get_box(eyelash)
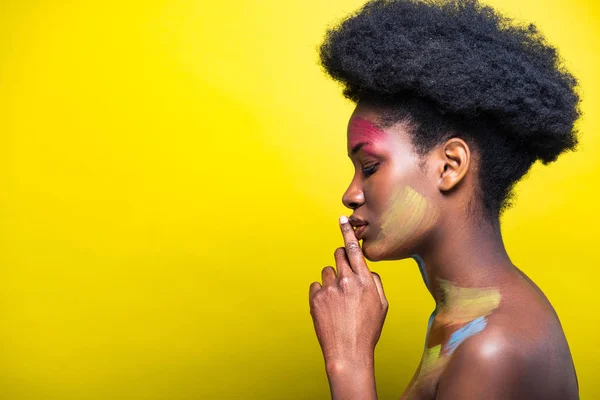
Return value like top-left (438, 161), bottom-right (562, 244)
top-left (362, 163), bottom-right (379, 178)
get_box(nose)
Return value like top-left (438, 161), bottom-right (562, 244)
top-left (342, 175), bottom-right (365, 210)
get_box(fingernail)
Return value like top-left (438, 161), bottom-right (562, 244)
top-left (339, 215), bottom-right (349, 224)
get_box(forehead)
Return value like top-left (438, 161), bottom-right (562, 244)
top-left (347, 117), bottom-right (387, 146)
top-left (347, 106), bottom-right (413, 153)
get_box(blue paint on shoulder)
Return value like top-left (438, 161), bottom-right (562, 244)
top-left (445, 316), bottom-right (487, 355)
top-left (412, 254), bottom-right (430, 290)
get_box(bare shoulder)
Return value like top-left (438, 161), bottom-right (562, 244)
top-left (437, 324), bottom-right (577, 399)
top-left (436, 288), bottom-right (579, 399)
top-left (436, 326), bottom-right (523, 397)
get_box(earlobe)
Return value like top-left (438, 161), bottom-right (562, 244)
top-left (438, 138), bottom-right (470, 192)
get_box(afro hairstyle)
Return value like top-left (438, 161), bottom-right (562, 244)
top-left (319, 0), bottom-right (581, 218)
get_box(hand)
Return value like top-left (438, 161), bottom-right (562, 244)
top-left (309, 216), bottom-right (389, 371)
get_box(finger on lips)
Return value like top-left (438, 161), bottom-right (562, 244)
top-left (339, 215), bottom-right (371, 277)
top-left (310, 216), bottom-right (376, 301)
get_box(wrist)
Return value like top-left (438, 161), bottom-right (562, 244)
top-left (325, 357), bottom-right (378, 400)
top-left (325, 355), bottom-right (375, 377)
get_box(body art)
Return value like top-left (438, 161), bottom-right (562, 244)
top-left (348, 117), bottom-right (387, 153)
top-left (407, 276), bottom-right (502, 397)
top-left (373, 186), bottom-right (439, 252)
top-left (445, 315), bottom-right (487, 355)
top-left (413, 253), bottom-right (431, 291)
top-left (436, 279), bottom-right (501, 325)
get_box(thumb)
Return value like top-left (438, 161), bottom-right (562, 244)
top-left (371, 272), bottom-right (388, 307)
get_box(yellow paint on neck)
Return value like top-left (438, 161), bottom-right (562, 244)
top-left (406, 344), bottom-right (449, 397)
top-left (436, 278), bottom-right (501, 325)
top-left (407, 280), bottom-right (501, 396)
top-left (420, 344), bottom-right (441, 375)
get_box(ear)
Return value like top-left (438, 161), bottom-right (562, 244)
top-left (437, 138), bottom-right (471, 192)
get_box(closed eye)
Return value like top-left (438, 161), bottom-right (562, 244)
top-left (362, 163), bottom-right (379, 178)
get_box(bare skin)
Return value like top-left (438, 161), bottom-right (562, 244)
top-left (308, 102), bottom-right (579, 399)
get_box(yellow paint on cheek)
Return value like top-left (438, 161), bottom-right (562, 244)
top-left (374, 185), bottom-right (439, 250)
top-left (436, 279), bottom-right (501, 325)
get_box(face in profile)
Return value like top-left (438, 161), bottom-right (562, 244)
top-left (343, 103), bottom-right (440, 261)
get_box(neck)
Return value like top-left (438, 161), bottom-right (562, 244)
top-left (412, 215), bottom-right (517, 309)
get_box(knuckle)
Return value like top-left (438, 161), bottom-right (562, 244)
top-left (338, 275), bottom-right (354, 289)
top-left (334, 247), bottom-right (346, 257)
top-left (310, 290), bottom-right (324, 304)
top-left (381, 302), bottom-right (389, 313)
top-left (346, 241), bottom-right (360, 252)
top-left (320, 285), bottom-right (339, 299)
top-left (358, 275), bottom-right (373, 287)
top-left (323, 284), bottom-right (338, 294)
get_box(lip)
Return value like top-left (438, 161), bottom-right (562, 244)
top-left (349, 215), bottom-right (368, 240)
top-left (349, 215), bottom-right (367, 227)
top-left (354, 224), bottom-right (368, 240)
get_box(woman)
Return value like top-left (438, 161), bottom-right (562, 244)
top-left (308, 0), bottom-right (580, 399)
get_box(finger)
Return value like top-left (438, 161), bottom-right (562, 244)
top-left (339, 215), bottom-right (370, 277)
top-left (371, 272), bottom-right (388, 305)
top-left (334, 247), bottom-right (353, 276)
top-left (309, 281), bottom-right (321, 302)
top-left (333, 246), bottom-right (352, 276)
top-left (321, 266), bottom-right (337, 286)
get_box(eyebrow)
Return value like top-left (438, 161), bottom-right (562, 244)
top-left (350, 141), bottom-right (369, 155)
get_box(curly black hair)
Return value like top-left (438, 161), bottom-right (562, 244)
top-left (319, 0), bottom-right (581, 218)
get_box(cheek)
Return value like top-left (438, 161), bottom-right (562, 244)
top-left (373, 185), bottom-right (439, 246)
top-left (363, 173), bottom-right (397, 214)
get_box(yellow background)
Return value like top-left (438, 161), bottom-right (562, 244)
top-left (0, 0), bottom-right (597, 398)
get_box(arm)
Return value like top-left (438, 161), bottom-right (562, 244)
top-left (308, 216), bottom-right (388, 400)
top-left (436, 329), bottom-right (527, 400)
top-left (326, 358), bottom-right (377, 400)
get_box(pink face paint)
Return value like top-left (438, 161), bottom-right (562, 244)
top-left (347, 117), bottom-right (388, 155)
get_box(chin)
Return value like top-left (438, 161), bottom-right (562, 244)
top-left (362, 245), bottom-right (385, 262)
top-left (362, 240), bottom-right (394, 262)
top-left (362, 238), bottom-right (417, 262)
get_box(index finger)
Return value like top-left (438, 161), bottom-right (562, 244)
top-left (339, 215), bottom-right (371, 277)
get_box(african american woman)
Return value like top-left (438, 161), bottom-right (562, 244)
top-left (308, 0), bottom-right (580, 399)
